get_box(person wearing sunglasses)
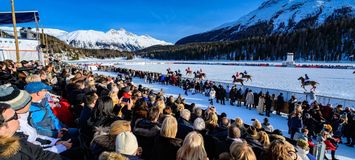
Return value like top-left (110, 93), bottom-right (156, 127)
top-left (0, 103), bottom-right (61, 159)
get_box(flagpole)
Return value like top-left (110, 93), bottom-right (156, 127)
top-left (10, 0), bottom-right (20, 62)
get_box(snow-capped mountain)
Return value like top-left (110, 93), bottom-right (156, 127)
top-left (58, 29), bottom-right (172, 51)
top-left (0, 26), bottom-right (171, 51)
top-left (176, 0), bottom-right (355, 44)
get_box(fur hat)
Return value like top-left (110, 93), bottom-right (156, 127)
top-left (0, 84), bottom-right (32, 111)
top-left (193, 118), bottom-right (206, 131)
top-left (115, 132), bottom-right (138, 155)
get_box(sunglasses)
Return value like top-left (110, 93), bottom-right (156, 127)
top-left (5, 112), bottom-right (18, 123)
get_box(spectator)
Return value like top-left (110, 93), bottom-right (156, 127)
top-left (152, 116), bottom-right (182, 160)
top-left (0, 103), bottom-right (61, 159)
top-left (24, 82), bottom-right (64, 138)
top-left (115, 132), bottom-right (141, 160)
top-left (245, 90), bottom-right (254, 110)
top-left (265, 139), bottom-right (299, 160)
top-left (91, 120), bottom-right (131, 159)
top-left (229, 141), bottom-right (256, 160)
top-left (176, 109), bottom-right (194, 139)
top-left (262, 118), bottom-right (274, 132)
top-left (176, 131), bottom-right (208, 160)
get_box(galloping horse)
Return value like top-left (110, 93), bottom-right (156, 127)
top-left (239, 73), bottom-right (252, 82)
top-left (193, 71), bottom-right (206, 80)
top-left (298, 77), bottom-right (319, 91)
top-left (232, 75), bottom-right (244, 85)
top-left (185, 68), bottom-right (192, 76)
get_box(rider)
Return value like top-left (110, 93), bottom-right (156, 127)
top-left (236, 72), bottom-right (239, 77)
top-left (244, 70), bottom-right (247, 75)
top-left (304, 74), bottom-right (310, 83)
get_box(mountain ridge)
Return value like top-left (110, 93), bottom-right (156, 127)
top-left (176, 0), bottom-right (355, 44)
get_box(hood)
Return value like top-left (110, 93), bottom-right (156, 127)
top-left (134, 119), bottom-right (160, 137)
top-left (92, 135), bottom-right (115, 151)
top-left (0, 136), bottom-right (21, 158)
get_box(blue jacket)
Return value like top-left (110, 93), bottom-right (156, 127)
top-left (29, 99), bottom-right (62, 138)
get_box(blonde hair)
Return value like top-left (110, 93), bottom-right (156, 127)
top-left (160, 116), bottom-right (178, 138)
top-left (235, 117), bottom-right (244, 128)
top-left (25, 74), bottom-right (41, 83)
top-left (99, 151), bottom-right (127, 160)
top-left (109, 120), bottom-right (131, 136)
top-left (229, 141), bottom-right (256, 160)
top-left (252, 119), bottom-right (262, 130)
top-left (156, 101), bottom-right (166, 114)
top-left (177, 104), bottom-right (185, 112)
top-left (177, 131), bottom-right (208, 160)
top-left (259, 131), bottom-right (270, 148)
top-left (206, 112), bottom-right (218, 127)
top-left (267, 140), bottom-right (296, 160)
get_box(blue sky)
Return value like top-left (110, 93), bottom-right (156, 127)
top-left (1, 0), bottom-right (264, 43)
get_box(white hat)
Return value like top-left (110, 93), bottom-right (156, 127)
top-left (115, 132), bottom-right (138, 155)
top-left (193, 118), bottom-right (206, 131)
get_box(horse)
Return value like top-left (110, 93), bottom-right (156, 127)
top-left (193, 71), bottom-right (205, 80)
top-left (298, 77), bottom-right (319, 91)
top-left (232, 75), bottom-right (244, 85)
top-left (239, 73), bottom-right (252, 82)
top-left (185, 68), bottom-right (192, 76)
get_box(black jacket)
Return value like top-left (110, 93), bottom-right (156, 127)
top-left (176, 118), bottom-right (194, 139)
top-left (152, 135), bottom-right (182, 160)
top-left (0, 136), bottom-right (61, 160)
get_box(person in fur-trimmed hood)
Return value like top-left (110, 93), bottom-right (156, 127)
top-left (0, 103), bottom-right (61, 160)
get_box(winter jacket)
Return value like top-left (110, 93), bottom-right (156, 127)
top-left (257, 97), bottom-right (265, 114)
top-left (134, 119), bottom-right (161, 160)
top-left (289, 115), bottom-right (303, 131)
top-left (0, 136), bottom-right (61, 160)
top-left (209, 90), bottom-right (216, 100)
top-left (17, 112), bottom-right (66, 153)
top-left (246, 92), bottom-right (254, 105)
top-left (295, 146), bottom-right (311, 160)
top-left (52, 98), bottom-right (75, 127)
top-left (176, 118), bottom-right (194, 139)
top-left (152, 135), bottom-right (182, 160)
top-left (123, 155), bottom-right (142, 160)
top-left (29, 99), bottom-right (62, 138)
top-left (90, 134), bottom-right (116, 160)
top-left (262, 123), bottom-right (274, 132)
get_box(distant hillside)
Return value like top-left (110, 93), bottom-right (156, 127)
top-left (137, 16), bottom-right (355, 61)
top-left (176, 0), bottom-right (355, 44)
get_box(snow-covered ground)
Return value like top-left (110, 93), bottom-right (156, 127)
top-left (70, 58), bottom-right (355, 105)
top-left (94, 70), bottom-right (355, 160)
top-left (114, 62), bottom-right (355, 101)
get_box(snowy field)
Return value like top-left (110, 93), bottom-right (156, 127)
top-left (94, 70), bottom-right (355, 160)
top-left (70, 58), bottom-right (355, 105)
top-left (115, 62), bottom-right (355, 100)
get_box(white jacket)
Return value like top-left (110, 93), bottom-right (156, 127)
top-left (209, 90), bottom-right (216, 99)
top-left (246, 92), bottom-right (254, 105)
top-left (17, 112), bottom-right (67, 153)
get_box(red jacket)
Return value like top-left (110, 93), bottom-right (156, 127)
top-left (51, 98), bottom-right (75, 127)
top-left (324, 140), bottom-right (337, 151)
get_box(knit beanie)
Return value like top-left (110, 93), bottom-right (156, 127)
top-left (0, 84), bottom-right (32, 111)
top-left (115, 132), bottom-right (138, 155)
top-left (193, 118), bottom-right (206, 131)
